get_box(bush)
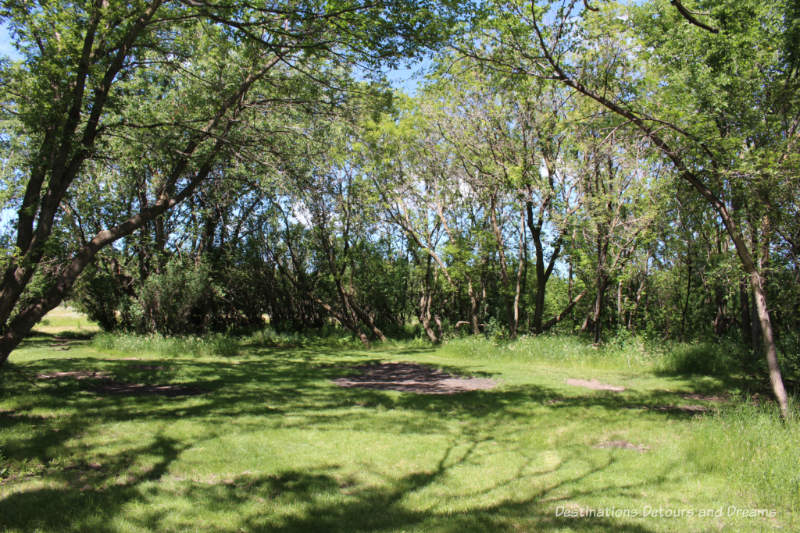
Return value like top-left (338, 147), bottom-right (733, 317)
top-left (134, 259), bottom-right (217, 334)
top-left (483, 317), bottom-right (509, 343)
top-left (244, 325), bottom-right (368, 349)
top-left (657, 340), bottom-right (744, 376)
top-left (71, 262), bottom-right (128, 331)
top-left (74, 256), bottom-right (263, 335)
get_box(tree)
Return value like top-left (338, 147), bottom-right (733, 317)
top-left (0, 0), bottom-right (458, 366)
top-left (568, 108), bottom-right (661, 343)
top-left (522, 0), bottom-right (799, 415)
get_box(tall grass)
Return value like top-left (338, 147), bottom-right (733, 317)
top-left (687, 402), bottom-right (800, 513)
top-left (244, 325), bottom-right (366, 349)
top-left (92, 332), bottom-right (239, 357)
top-left (438, 334), bottom-right (659, 370)
top-left (655, 339), bottom-right (747, 376)
top-left (92, 326), bottom-right (401, 359)
top-left (436, 333), bottom-right (762, 377)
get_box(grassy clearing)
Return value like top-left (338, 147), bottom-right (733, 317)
top-left (0, 320), bottom-right (797, 531)
top-left (31, 305), bottom-right (101, 336)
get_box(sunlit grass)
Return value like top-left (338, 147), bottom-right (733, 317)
top-left (92, 332), bottom-right (240, 358)
top-left (0, 323), bottom-right (797, 532)
top-left (32, 305), bottom-right (101, 336)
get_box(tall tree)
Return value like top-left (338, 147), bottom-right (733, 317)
top-left (521, 0), bottom-right (799, 415)
top-left (0, 0), bottom-right (458, 366)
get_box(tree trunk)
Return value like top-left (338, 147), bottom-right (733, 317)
top-left (541, 288), bottom-right (588, 332)
top-left (739, 278), bottom-right (753, 349)
top-left (713, 286), bottom-right (727, 336)
top-left (532, 271), bottom-right (547, 334)
top-left (511, 212), bottom-right (526, 338)
top-left (750, 271), bottom-right (790, 418)
top-left (628, 275), bottom-right (646, 331)
top-left (628, 252), bottom-right (649, 331)
top-left (527, 200), bottom-right (561, 334)
top-left (420, 299), bottom-right (438, 343)
top-left (489, 196), bottom-right (515, 331)
top-left (592, 276), bottom-right (608, 344)
top-left (418, 257), bottom-right (440, 343)
top-left (357, 306), bottom-right (387, 343)
top-left (468, 280), bottom-right (480, 335)
top-left (0, 276), bottom-right (83, 364)
top-left (568, 263), bottom-right (573, 301)
top-left (680, 260), bottom-right (692, 341)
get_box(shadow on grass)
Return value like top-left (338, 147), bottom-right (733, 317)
top-left (0, 428), bottom-right (663, 532)
top-left (652, 342), bottom-right (782, 397)
top-left (0, 341), bottom-right (726, 531)
top-left (1, 342), bottom-right (727, 458)
top-left (0, 434), bottom-right (190, 532)
top-left (192, 446), bottom-right (661, 532)
top-left (26, 330), bottom-right (98, 341)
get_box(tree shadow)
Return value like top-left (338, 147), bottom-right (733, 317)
top-left (0, 434), bottom-right (188, 532)
top-left (1, 342), bottom-right (731, 466)
top-left (0, 426), bottom-right (666, 532)
top-left (0, 341), bottom-right (748, 531)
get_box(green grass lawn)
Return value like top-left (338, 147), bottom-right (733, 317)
top-left (0, 324), bottom-right (797, 531)
top-left (30, 305), bottom-right (101, 336)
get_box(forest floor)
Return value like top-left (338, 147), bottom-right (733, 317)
top-left (0, 315), bottom-right (796, 531)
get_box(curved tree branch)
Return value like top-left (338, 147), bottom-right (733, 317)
top-left (670, 0), bottom-right (718, 34)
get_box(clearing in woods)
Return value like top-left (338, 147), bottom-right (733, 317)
top-left (0, 312), bottom-right (794, 532)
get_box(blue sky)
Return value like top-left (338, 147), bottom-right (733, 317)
top-left (383, 59), bottom-right (429, 95)
top-left (0, 22), bottom-right (19, 60)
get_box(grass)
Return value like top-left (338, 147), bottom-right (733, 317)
top-left (92, 332), bottom-right (240, 358)
top-left (31, 305), bottom-right (101, 336)
top-left (685, 402), bottom-right (800, 512)
top-left (0, 314), bottom-right (797, 531)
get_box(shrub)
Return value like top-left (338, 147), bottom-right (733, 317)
top-left (74, 256), bottom-right (262, 335)
top-left (657, 340), bottom-right (744, 376)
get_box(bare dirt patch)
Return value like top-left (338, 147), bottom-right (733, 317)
top-left (649, 404), bottom-right (710, 414)
top-left (681, 393), bottom-right (728, 402)
top-left (37, 370), bottom-right (109, 380)
top-left (36, 370), bottom-right (204, 396)
top-left (90, 381), bottom-right (205, 396)
top-left (333, 362), bottom-right (497, 395)
top-left (593, 440), bottom-right (650, 453)
top-left (566, 378), bottom-right (625, 392)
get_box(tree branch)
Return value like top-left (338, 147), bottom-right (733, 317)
top-left (670, 0), bottom-right (719, 34)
